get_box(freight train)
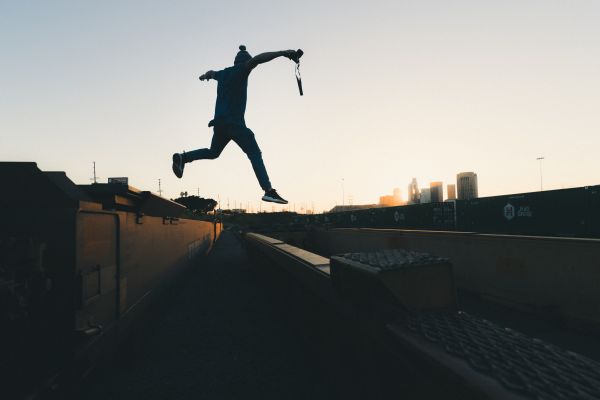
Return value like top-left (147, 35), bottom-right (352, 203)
top-left (0, 162), bottom-right (222, 399)
top-left (301, 185), bottom-right (600, 238)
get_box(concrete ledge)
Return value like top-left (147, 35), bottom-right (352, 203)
top-left (245, 233), bottom-right (332, 299)
top-left (331, 249), bottom-right (457, 312)
top-left (244, 231), bottom-right (600, 400)
top-left (312, 228), bottom-right (600, 328)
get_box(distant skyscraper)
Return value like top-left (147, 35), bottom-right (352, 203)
top-left (408, 178), bottom-right (420, 204)
top-left (393, 187), bottom-right (401, 201)
top-left (457, 172), bottom-right (478, 200)
top-left (430, 181), bottom-right (443, 203)
top-left (420, 188), bottom-right (431, 204)
top-left (447, 184), bottom-right (456, 200)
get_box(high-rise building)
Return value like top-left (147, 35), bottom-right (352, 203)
top-left (408, 178), bottom-right (420, 204)
top-left (447, 184), bottom-right (456, 200)
top-left (457, 172), bottom-right (478, 200)
top-left (420, 188), bottom-right (431, 204)
top-left (430, 181), bottom-right (443, 203)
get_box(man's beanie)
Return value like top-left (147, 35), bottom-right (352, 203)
top-left (234, 45), bottom-right (252, 65)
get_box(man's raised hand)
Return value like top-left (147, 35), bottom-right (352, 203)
top-left (282, 50), bottom-right (296, 60)
top-left (283, 49), bottom-right (303, 63)
top-left (199, 70), bottom-right (215, 81)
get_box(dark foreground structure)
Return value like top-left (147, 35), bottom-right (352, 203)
top-left (0, 163), bottom-right (221, 399)
top-left (3, 162), bottom-right (600, 399)
top-left (84, 227), bottom-right (600, 400)
top-left (242, 230), bottom-right (600, 400)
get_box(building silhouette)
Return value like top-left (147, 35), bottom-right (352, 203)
top-left (407, 178), bottom-right (420, 204)
top-left (420, 188), bottom-right (431, 204)
top-left (379, 187), bottom-right (402, 207)
top-left (447, 184), bottom-right (456, 200)
top-left (430, 181), bottom-right (443, 203)
top-left (329, 204), bottom-right (377, 213)
top-left (457, 172), bottom-right (478, 200)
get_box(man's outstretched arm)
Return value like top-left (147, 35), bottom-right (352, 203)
top-left (246, 50), bottom-right (296, 70)
top-left (199, 70), bottom-right (217, 81)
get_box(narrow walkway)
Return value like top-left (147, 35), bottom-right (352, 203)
top-left (84, 230), bottom-right (329, 400)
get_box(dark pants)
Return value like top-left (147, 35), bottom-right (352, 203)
top-left (184, 124), bottom-right (272, 192)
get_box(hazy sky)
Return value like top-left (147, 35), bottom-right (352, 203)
top-left (2, 1), bottom-right (599, 212)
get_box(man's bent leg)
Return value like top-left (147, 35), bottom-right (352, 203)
top-left (232, 127), bottom-right (272, 192)
top-left (184, 126), bottom-right (230, 162)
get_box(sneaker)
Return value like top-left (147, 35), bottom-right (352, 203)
top-left (262, 189), bottom-right (288, 204)
top-left (172, 153), bottom-right (184, 178)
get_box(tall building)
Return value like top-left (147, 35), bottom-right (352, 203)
top-left (457, 172), bottom-right (478, 200)
top-left (407, 178), bottom-right (420, 204)
top-left (430, 181), bottom-right (443, 203)
top-left (447, 184), bottom-right (456, 200)
top-left (420, 188), bottom-right (431, 204)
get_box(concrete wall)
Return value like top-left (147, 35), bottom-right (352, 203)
top-left (311, 228), bottom-right (600, 328)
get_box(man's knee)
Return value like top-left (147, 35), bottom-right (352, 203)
top-left (241, 138), bottom-right (262, 159)
top-left (207, 149), bottom-right (222, 159)
top-left (245, 147), bottom-right (262, 160)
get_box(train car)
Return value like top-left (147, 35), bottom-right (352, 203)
top-left (0, 162), bottom-right (222, 398)
top-left (374, 202), bottom-right (455, 230)
top-left (306, 186), bottom-right (599, 238)
top-left (315, 202), bottom-right (456, 231)
top-left (455, 186), bottom-right (600, 237)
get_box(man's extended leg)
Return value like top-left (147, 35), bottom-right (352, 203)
top-left (232, 126), bottom-right (288, 204)
top-left (231, 126), bottom-right (272, 191)
top-left (172, 127), bottom-right (230, 178)
top-left (185, 127), bottom-right (230, 162)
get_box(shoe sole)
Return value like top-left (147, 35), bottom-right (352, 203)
top-left (172, 154), bottom-right (184, 178)
top-left (262, 195), bottom-right (288, 204)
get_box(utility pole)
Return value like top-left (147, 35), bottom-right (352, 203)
top-left (90, 161), bottom-right (98, 184)
top-left (158, 179), bottom-right (163, 197)
top-left (536, 157), bottom-right (545, 191)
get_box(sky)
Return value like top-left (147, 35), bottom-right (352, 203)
top-left (1, 0), bottom-right (599, 212)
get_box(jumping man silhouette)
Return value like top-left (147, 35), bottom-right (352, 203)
top-left (172, 45), bottom-right (299, 204)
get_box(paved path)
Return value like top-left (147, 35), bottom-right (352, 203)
top-left (84, 230), bottom-right (330, 400)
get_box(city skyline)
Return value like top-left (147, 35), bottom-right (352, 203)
top-left (2, 1), bottom-right (600, 212)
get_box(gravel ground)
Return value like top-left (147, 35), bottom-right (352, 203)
top-left (83, 230), bottom-right (330, 400)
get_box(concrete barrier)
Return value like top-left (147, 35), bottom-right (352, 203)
top-left (245, 231), bottom-right (600, 400)
top-left (310, 228), bottom-right (600, 328)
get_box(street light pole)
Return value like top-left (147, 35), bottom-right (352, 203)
top-left (536, 157), bottom-right (545, 191)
